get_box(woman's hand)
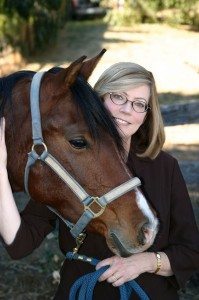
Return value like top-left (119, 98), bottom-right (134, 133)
top-left (96, 252), bottom-right (156, 287)
top-left (0, 118), bottom-right (7, 168)
top-left (0, 117), bottom-right (21, 245)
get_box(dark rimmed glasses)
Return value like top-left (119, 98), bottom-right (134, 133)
top-left (109, 92), bottom-right (151, 113)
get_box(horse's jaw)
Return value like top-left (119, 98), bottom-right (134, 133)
top-left (106, 227), bottom-right (158, 257)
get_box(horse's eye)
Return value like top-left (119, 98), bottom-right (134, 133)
top-left (69, 138), bottom-right (88, 149)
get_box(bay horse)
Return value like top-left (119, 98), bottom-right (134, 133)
top-left (0, 50), bottom-right (158, 257)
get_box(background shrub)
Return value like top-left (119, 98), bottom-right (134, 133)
top-left (0, 0), bottom-right (69, 56)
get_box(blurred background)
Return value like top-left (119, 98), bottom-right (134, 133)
top-left (0, 0), bottom-right (199, 299)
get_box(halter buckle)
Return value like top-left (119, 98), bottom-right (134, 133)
top-left (84, 196), bottom-right (105, 218)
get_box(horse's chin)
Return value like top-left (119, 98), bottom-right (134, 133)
top-left (106, 231), bottom-right (155, 257)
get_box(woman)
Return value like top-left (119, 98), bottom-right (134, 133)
top-left (0, 62), bottom-right (199, 300)
top-left (93, 62), bottom-right (199, 298)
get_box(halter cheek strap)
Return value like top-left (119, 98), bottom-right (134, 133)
top-left (24, 71), bottom-right (141, 238)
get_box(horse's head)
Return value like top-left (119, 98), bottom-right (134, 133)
top-left (2, 50), bottom-right (158, 256)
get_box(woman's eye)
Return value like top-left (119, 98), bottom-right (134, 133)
top-left (113, 93), bottom-right (124, 100)
top-left (134, 101), bottom-right (145, 108)
top-left (69, 139), bottom-right (88, 149)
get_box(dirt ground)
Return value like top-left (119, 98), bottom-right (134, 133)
top-left (19, 22), bottom-right (199, 95)
top-left (0, 20), bottom-right (199, 299)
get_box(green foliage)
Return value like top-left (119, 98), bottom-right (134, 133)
top-left (0, 0), bottom-right (69, 55)
top-left (191, 2), bottom-right (199, 28)
top-left (154, 0), bottom-right (199, 28)
top-left (40, 0), bottom-right (63, 11)
top-left (33, 10), bottom-right (60, 50)
top-left (2, 0), bottom-right (34, 19)
top-left (104, 0), bottom-right (157, 26)
top-left (133, 0), bottom-right (157, 23)
top-left (0, 14), bottom-right (6, 51)
top-left (0, 12), bottom-right (24, 48)
top-left (104, 5), bottom-right (141, 26)
top-left (133, 0), bottom-right (199, 25)
top-left (140, 0), bottom-right (198, 10)
top-left (103, 0), bottom-right (199, 29)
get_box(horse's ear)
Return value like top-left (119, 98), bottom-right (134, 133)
top-left (80, 49), bottom-right (106, 80)
top-left (53, 55), bottom-right (87, 87)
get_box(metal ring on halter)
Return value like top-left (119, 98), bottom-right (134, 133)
top-left (31, 142), bottom-right (48, 154)
top-left (84, 196), bottom-right (105, 218)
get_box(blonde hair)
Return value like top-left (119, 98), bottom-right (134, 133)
top-left (94, 62), bottom-right (165, 159)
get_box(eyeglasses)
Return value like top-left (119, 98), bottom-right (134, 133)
top-left (109, 92), bottom-right (151, 113)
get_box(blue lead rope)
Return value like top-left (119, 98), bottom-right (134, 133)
top-left (66, 252), bottom-right (150, 300)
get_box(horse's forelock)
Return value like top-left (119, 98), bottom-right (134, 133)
top-left (71, 76), bottom-right (124, 154)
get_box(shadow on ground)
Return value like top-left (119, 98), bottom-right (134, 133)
top-left (26, 21), bottom-right (109, 69)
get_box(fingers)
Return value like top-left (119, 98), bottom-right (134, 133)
top-left (107, 273), bottom-right (122, 284)
top-left (0, 117), bottom-right (5, 140)
top-left (112, 277), bottom-right (124, 287)
top-left (97, 259), bottom-right (116, 282)
top-left (98, 267), bottom-right (124, 287)
top-left (96, 256), bottom-right (123, 283)
top-left (99, 269), bottom-right (122, 285)
top-left (98, 268), bottom-right (116, 282)
top-left (0, 117), bottom-right (7, 167)
top-left (96, 257), bottom-right (115, 270)
top-left (96, 255), bottom-right (142, 287)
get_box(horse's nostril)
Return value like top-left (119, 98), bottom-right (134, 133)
top-left (137, 222), bottom-right (149, 246)
top-left (137, 229), bottom-right (145, 246)
top-left (142, 224), bottom-right (149, 234)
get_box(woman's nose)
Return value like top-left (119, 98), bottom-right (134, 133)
top-left (120, 101), bottom-right (132, 114)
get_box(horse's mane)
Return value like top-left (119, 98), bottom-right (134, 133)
top-left (0, 68), bottom-right (124, 154)
top-left (0, 70), bottom-right (34, 118)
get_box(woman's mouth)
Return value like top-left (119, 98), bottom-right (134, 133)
top-left (114, 117), bottom-right (130, 125)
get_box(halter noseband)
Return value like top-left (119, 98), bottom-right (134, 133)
top-left (24, 71), bottom-right (141, 239)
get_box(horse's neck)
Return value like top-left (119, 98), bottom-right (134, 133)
top-left (6, 139), bottom-right (25, 192)
top-left (5, 102), bottom-right (30, 193)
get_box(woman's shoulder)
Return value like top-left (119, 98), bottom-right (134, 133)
top-left (133, 150), bottom-right (177, 165)
top-left (129, 150), bottom-right (178, 176)
top-left (135, 151), bottom-right (180, 177)
top-left (150, 151), bottom-right (179, 173)
top-left (128, 151), bottom-right (185, 185)
top-left (155, 150), bottom-right (177, 164)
